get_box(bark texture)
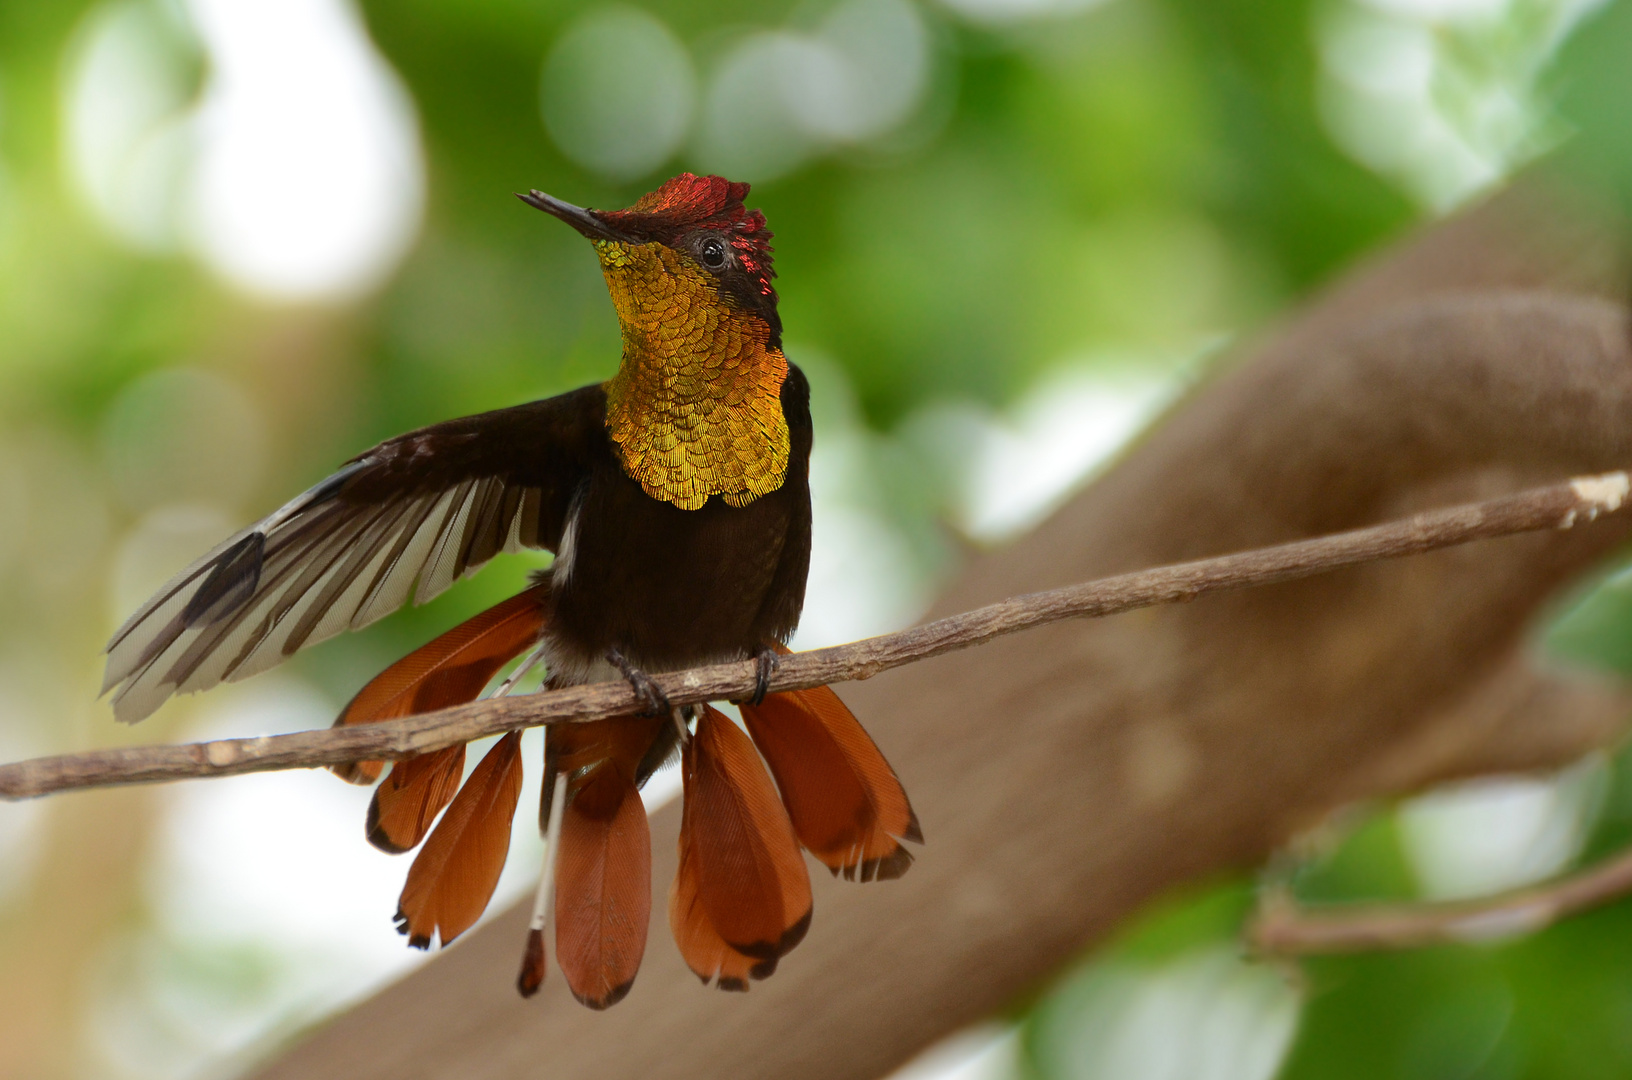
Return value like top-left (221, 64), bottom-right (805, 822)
top-left (253, 177), bottom-right (1632, 1080)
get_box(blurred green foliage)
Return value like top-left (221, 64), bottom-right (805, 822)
top-left (2, 0), bottom-right (1632, 1076)
top-left (1275, 744), bottom-right (1632, 1080)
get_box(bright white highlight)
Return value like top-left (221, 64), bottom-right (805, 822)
top-left (63, 1), bottom-right (198, 251)
top-left (791, 355), bottom-right (938, 650)
top-left (908, 365), bottom-right (1185, 545)
top-left (184, 0), bottom-right (424, 299)
top-left (1030, 947), bottom-right (1301, 1080)
top-left (1316, 0), bottom-right (1604, 211)
top-left (888, 1025), bottom-right (1022, 1080)
top-left (152, 684), bottom-right (422, 964)
top-left (64, 0), bottom-right (425, 301)
top-left (0, 685), bottom-right (46, 911)
top-left (79, 678), bottom-right (428, 1079)
top-left (1399, 759), bottom-right (1606, 901)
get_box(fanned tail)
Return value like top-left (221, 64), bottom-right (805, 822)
top-left (553, 757), bottom-right (652, 1009)
top-left (676, 705), bottom-right (810, 983)
top-left (331, 581), bottom-right (549, 786)
top-left (740, 683), bottom-right (921, 881)
top-left (329, 583), bottom-right (547, 856)
top-left (395, 731), bottom-right (525, 948)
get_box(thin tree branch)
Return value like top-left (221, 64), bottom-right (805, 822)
top-left (1, 471), bottom-right (1626, 802)
top-left (1249, 842), bottom-right (1632, 954)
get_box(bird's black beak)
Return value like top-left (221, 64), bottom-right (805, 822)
top-left (517, 190), bottom-right (633, 243)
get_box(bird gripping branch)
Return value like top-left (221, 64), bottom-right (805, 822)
top-left (102, 173), bottom-right (920, 1007)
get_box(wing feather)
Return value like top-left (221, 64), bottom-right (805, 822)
top-left (415, 479), bottom-right (480, 606)
top-left (352, 492), bottom-right (452, 628)
top-left (183, 506), bottom-right (367, 685)
top-left (101, 528), bottom-right (253, 694)
top-left (102, 387), bottom-right (605, 723)
top-left (283, 498), bottom-right (419, 652)
top-left (111, 507), bottom-right (360, 719)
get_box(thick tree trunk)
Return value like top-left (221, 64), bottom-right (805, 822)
top-left (253, 176), bottom-right (1632, 1080)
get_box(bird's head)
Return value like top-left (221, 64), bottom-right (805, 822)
top-left (518, 174), bottom-right (791, 510)
top-left (519, 173), bottom-right (780, 351)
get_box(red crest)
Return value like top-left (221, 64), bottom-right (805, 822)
top-left (601, 174), bottom-right (777, 303)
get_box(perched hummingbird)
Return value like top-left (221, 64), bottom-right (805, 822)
top-left (102, 174), bottom-right (920, 1007)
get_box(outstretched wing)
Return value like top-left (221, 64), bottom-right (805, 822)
top-left (103, 384), bottom-right (607, 723)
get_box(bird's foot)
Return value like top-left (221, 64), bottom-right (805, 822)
top-left (748, 645), bottom-right (779, 707)
top-left (607, 646), bottom-right (670, 716)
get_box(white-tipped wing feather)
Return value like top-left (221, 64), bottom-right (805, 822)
top-left (102, 387), bottom-right (607, 723)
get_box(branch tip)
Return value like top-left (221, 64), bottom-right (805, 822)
top-left (1569, 470), bottom-right (1630, 520)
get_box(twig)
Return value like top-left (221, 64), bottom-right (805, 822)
top-left (1, 471), bottom-right (1626, 801)
top-left (1249, 842), bottom-right (1632, 954)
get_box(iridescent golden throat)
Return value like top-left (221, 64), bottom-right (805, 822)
top-left (595, 240), bottom-right (790, 512)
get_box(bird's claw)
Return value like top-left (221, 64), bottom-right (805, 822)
top-left (749, 645), bottom-right (779, 707)
top-left (607, 646), bottom-right (670, 716)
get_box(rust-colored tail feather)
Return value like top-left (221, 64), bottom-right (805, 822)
top-left (554, 760), bottom-right (651, 1009)
top-left (330, 583), bottom-right (549, 786)
top-left (684, 705), bottom-right (811, 965)
top-left (669, 803), bottom-right (772, 991)
top-left (740, 685), bottom-right (920, 881)
top-left (395, 731), bottom-right (525, 948)
top-left (367, 745), bottom-right (466, 853)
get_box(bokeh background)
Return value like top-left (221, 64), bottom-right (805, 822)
top-left (2, 0), bottom-right (1632, 1076)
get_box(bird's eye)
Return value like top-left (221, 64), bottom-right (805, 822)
top-left (698, 237), bottom-right (727, 269)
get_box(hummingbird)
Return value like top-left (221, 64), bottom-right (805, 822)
top-left (102, 173), bottom-right (920, 1008)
